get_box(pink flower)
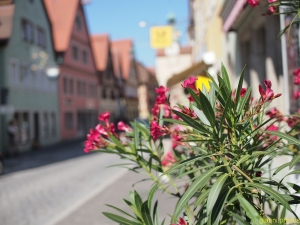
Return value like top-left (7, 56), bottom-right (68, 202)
top-left (268, 6), bottom-right (276, 14)
top-left (161, 151), bottom-right (176, 167)
top-left (150, 120), bottom-right (170, 141)
top-left (155, 86), bottom-right (169, 96)
top-left (259, 79), bottom-right (282, 102)
top-left (95, 124), bottom-right (108, 137)
top-left (151, 104), bottom-right (160, 118)
top-left (109, 123), bottom-right (115, 133)
top-left (172, 131), bottom-right (183, 149)
top-left (98, 111), bottom-right (110, 123)
top-left (294, 76), bottom-right (300, 85)
top-left (248, 0), bottom-right (259, 7)
top-left (293, 91), bottom-right (300, 100)
top-left (293, 68), bottom-right (300, 76)
top-left (172, 217), bottom-right (188, 225)
top-left (187, 94), bottom-right (195, 102)
top-left (155, 95), bottom-right (167, 104)
top-left (84, 129), bottom-right (107, 153)
top-left (267, 124), bottom-right (278, 131)
top-left (181, 76), bottom-right (198, 90)
top-left (266, 107), bottom-right (283, 121)
top-left (164, 105), bottom-right (171, 118)
top-left (240, 88), bottom-right (247, 97)
top-left (117, 121), bottom-right (131, 132)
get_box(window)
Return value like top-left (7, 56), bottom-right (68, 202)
top-left (69, 79), bottom-right (73, 94)
top-left (9, 59), bottom-right (19, 86)
top-left (20, 64), bottom-right (28, 83)
top-left (63, 77), bottom-right (67, 94)
top-left (50, 113), bottom-right (56, 137)
top-left (77, 80), bottom-right (81, 95)
top-left (36, 27), bottom-right (46, 48)
top-left (43, 113), bottom-right (49, 138)
top-left (75, 14), bottom-right (82, 30)
top-left (65, 112), bottom-right (74, 130)
top-left (72, 45), bottom-right (78, 60)
top-left (82, 82), bottom-right (86, 96)
top-left (82, 50), bottom-right (88, 64)
top-left (22, 19), bottom-right (34, 43)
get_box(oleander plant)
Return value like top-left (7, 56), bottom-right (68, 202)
top-left (84, 64), bottom-right (300, 225)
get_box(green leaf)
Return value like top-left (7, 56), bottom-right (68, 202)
top-left (287, 182), bottom-right (300, 193)
top-left (198, 89), bottom-right (216, 127)
top-left (221, 63), bottom-right (231, 92)
top-left (192, 106), bottom-right (211, 126)
top-left (207, 173), bottom-right (229, 216)
top-left (273, 162), bottom-right (290, 176)
top-left (194, 189), bottom-right (210, 207)
top-left (162, 118), bottom-right (188, 126)
top-left (141, 200), bottom-right (152, 225)
top-left (102, 212), bottom-right (143, 225)
top-left (237, 87), bottom-right (252, 115)
top-left (219, 92), bottom-right (232, 136)
top-left (236, 151), bottom-right (269, 167)
top-left (153, 200), bottom-right (159, 225)
top-left (105, 204), bottom-right (137, 220)
top-left (289, 155), bottom-right (300, 169)
top-left (172, 109), bottom-right (211, 134)
top-left (236, 194), bottom-right (263, 225)
top-left (208, 81), bottom-right (216, 112)
top-left (134, 120), bottom-right (139, 151)
top-left (246, 183), bottom-right (294, 214)
top-left (187, 87), bottom-right (201, 109)
top-left (265, 131), bottom-right (300, 146)
top-left (147, 184), bottom-right (158, 210)
top-left (172, 165), bottom-right (225, 222)
top-left (109, 134), bottom-right (126, 151)
top-left (133, 190), bottom-right (143, 212)
top-left (234, 66), bottom-right (246, 112)
top-left (230, 212), bottom-right (251, 225)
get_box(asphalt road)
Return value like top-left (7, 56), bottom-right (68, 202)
top-left (0, 140), bottom-right (178, 225)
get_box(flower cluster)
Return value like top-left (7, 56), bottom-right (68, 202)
top-left (161, 151), bottom-right (177, 167)
top-left (248, 0), bottom-right (277, 14)
top-left (293, 68), bottom-right (300, 100)
top-left (259, 79), bottom-right (281, 103)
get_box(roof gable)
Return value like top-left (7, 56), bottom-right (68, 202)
top-left (44, 0), bottom-right (79, 52)
top-left (111, 39), bottom-right (133, 80)
top-left (90, 34), bottom-right (110, 71)
top-left (0, 4), bottom-right (14, 41)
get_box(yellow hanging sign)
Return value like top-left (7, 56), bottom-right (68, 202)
top-left (150, 26), bottom-right (173, 49)
top-left (196, 76), bottom-right (211, 91)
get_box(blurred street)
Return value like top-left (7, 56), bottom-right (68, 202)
top-left (0, 140), bottom-right (177, 225)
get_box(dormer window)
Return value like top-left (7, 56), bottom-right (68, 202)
top-left (75, 14), bottom-right (82, 30)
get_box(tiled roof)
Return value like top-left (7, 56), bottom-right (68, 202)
top-left (44, 0), bottom-right (79, 52)
top-left (111, 39), bottom-right (133, 80)
top-left (156, 46), bottom-right (192, 57)
top-left (90, 34), bottom-right (110, 71)
top-left (0, 4), bottom-right (14, 40)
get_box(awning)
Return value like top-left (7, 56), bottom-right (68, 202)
top-left (166, 60), bottom-right (209, 88)
top-left (223, 0), bottom-right (247, 32)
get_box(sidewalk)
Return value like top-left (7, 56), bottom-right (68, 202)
top-left (2, 138), bottom-right (86, 175)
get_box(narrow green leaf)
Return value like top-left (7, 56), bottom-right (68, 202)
top-left (230, 213), bottom-right (251, 225)
top-left (194, 189), bottom-right (210, 207)
top-left (221, 63), bottom-right (231, 92)
top-left (147, 184), bottom-right (158, 210)
top-left (205, 69), bottom-right (219, 90)
top-left (172, 165), bottom-right (225, 222)
top-left (172, 109), bottom-right (211, 134)
top-left (287, 182), bottom-right (300, 193)
top-left (208, 81), bottom-right (216, 113)
top-left (265, 131), bottom-right (300, 146)
top-left (109, 134), bottom-right (126, 150)
top-left (192, 106), bottom-right (211, 126)
top-left (236, 194), bottom-right (263, 225)
top-left (273, 162), bottom-right (290, 176)
top-left (199, 89), bottom-right (216, 127)
top-left (234, 66), bottom-right (246, 113)
top-left (219, 92), bottom-right (232, 136)
top-left (162, 118), bottom-right (188, 126)
top-left (141, 200), bottom-right (152, 225)
top-left (160, 218), bottom-right (166, 225)
top-left (102, 212), bottom-right (143, 225)
top-left (246, 183), bottom-right (294, 214)
top-left (207, 174), bottom-right (229, 216)
top-left (237, 87), bottom-right (252, 115)
top-left (289, 155), bottom-right (300, 169)
top-left (187, 87), bottom-right (201, 109)
top-left (236, 151), bottom-right (269, 167)
top-left (105, 204), bottom-right (137, 219)
top-left (134, 120), bottom-right (139, 151)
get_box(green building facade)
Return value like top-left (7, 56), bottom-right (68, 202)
top-left (0, 0), bottom-right (60, 155)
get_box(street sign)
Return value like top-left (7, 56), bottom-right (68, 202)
top-left (150, 26), bottom-right (173, 49)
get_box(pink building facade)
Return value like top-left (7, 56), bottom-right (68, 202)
top-left (45, 0), bottom-right (99, 140)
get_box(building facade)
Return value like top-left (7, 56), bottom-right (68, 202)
top-left (0, 0), bottom-right (60, 155)
top-left (44, 0), bottom-right (99, 140)
top-left (91, 34), bottom-right (121, 122)
top-left (111, 40), bottom-right (139, 122)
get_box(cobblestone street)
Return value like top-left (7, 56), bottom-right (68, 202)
top-left (0, 139), bottom-right (177, 225)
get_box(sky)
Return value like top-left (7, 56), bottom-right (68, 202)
top-left (83, 0), bottom-right (189, 68)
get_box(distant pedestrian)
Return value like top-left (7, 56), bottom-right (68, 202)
top-left (7, 120), bottom-right (18, 157)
